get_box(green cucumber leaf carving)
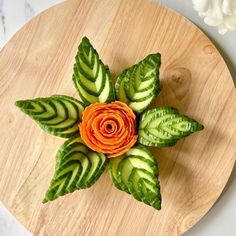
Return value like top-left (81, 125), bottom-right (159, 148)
top-left (115, 53), bottom-right (161, 113)
top-left (43, 137), bottom-right (107, 203)
top-left (108, 144), bottom-right (161, 210)
top-left (72, 37), bottom-right (115, 105)
top-left (138, 107), bottom-right (204, 147)
top-left (15, 95), bottom-right (84, 138)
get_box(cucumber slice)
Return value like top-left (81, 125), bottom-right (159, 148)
top-left (138, 107), bottom-right (204, 147)
top-left (57, 143), bottom-right (89, 168)
top-left (76, 154), bottom-right (91, 187)
top-left (72, 37), bottom-right (115, 105)
top-left (43, 137), bottom-right (108, 203)
top-left (138, 130), bottom-right (177, 147)
top-left (51, 95), bottom-right (84, 120)
top-left (126, 145), bottom-right (155, 164)
top-left (108, 144), bottom-right (161, 210)
top-left (128, 169), bottom-right (143, 201)
top-left (41, 99), bottom-right (67, 125)
top-left (15, 99), bottom-right (57, 123)
top-left (108, 156), bottom-right (124, 191)
top-left (83, 152), bottom-right (101, 187)
top-left (115, 53), bottom-right (161, 113)
top-left (81, 152), bottom-right (107, 188)
top-left (117, 159), bottom-right (133, 193)
top-left (22, 101), bottom-right (45, 114)
top-left (15, 95), bottom-right (85, 138)
top-left (139, 179), bottom-right (159, 204)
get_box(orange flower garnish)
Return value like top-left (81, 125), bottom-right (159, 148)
top-left (79, 101), bottom-right (138, 158)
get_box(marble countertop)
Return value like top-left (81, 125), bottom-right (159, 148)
top-left (0, 0), bottom-right (235, 236)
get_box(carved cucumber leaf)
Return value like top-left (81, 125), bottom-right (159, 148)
top-left (15, 95), bottom-right (84, 138)
top-left (73, 37), bottom-right (115, 105)
top-left (108, 144), bottom-right (161, 210)
top-left (43, 137), bottom-right (107, 203)
top-left (115, 54), bottom-right (161, 113)
top-left (138, 107), bottom-right (204, 147)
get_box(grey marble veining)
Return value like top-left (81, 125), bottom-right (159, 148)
top-left (25, 0), bottom-right (35, 20)
top-left (0, 0), bottom-right (64, 49)
top-left (0, 0), bottom-right (6, 46)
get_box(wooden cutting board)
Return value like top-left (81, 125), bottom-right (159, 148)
top-left (0, 0), bottom-right (235, 235)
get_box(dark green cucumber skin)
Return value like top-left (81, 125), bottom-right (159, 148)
top-left (108, 144), bottom-right (161, 210)
top-left (43, 137), bottom-right (107, 203)
top-left (138, 107), bottom-right (204, 147)
top-left (15, 95), bottom-right (85, 138)
top-left (72, 37), bottom-right (115, 106)
top-left (115, 53), bottom-right (161, 113)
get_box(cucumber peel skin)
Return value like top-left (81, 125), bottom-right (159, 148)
top-left (138, 107), bottom-right (204, 147)
top-left (43, 137), bottom-right (107, 203)
top-left (72, 37), bottom-right (115, 106)
top-left (108, 144), bottom-right (161, 210)
top-left (15, 95), bottom-right (85, 138)
top-left (115, 53), bottom-right (161, 113)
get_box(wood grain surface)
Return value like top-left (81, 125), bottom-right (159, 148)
top-left (0, 0), bottom-right (235, 235)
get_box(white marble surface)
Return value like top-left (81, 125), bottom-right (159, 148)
top-left (0, 0), bottom-right (235, 236)
top-left (0, 0), bottom-right (64, 49)
top-left (0, 203), bottom-right (31, 236)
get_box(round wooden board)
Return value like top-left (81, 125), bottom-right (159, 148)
top-left (0, 0), bottom-right (235, 235)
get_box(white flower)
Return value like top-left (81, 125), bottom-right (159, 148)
top-left (192, 0), bottom-right (236, 34)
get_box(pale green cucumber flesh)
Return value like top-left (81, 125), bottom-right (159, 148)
top-left (40, 99), bottom-right (67, 125)
top-left (72, 37), bottom-right (114, 105)
top-left (83, 152), bottom-right (107, 188)
top-left (51, 95), bottom-right (84, 120)
top-left (15, 95), bottom-right (85, 138)
top-left (138, 107), bottom-right (204, 147)
top-left (43, 137), bottom-right (108, 203)
top-left (108, 156), bottom-right (124, 191)
top-left (115, 53), bottom-right (161, 113)
top-left (108, 145), bottom-right (161, 210)
top-left (117, 159), bottom-right (132, 194)
top-left (126, 145), bottom-right (155, 164)
top-left (83, 152), bottom-right (102, 187)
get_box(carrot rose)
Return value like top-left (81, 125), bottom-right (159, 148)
top-left (79, 101), bottom-right (138, 158)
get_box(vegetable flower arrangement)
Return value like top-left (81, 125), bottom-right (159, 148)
top-left (15, 37), bottom-right (203, 210)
